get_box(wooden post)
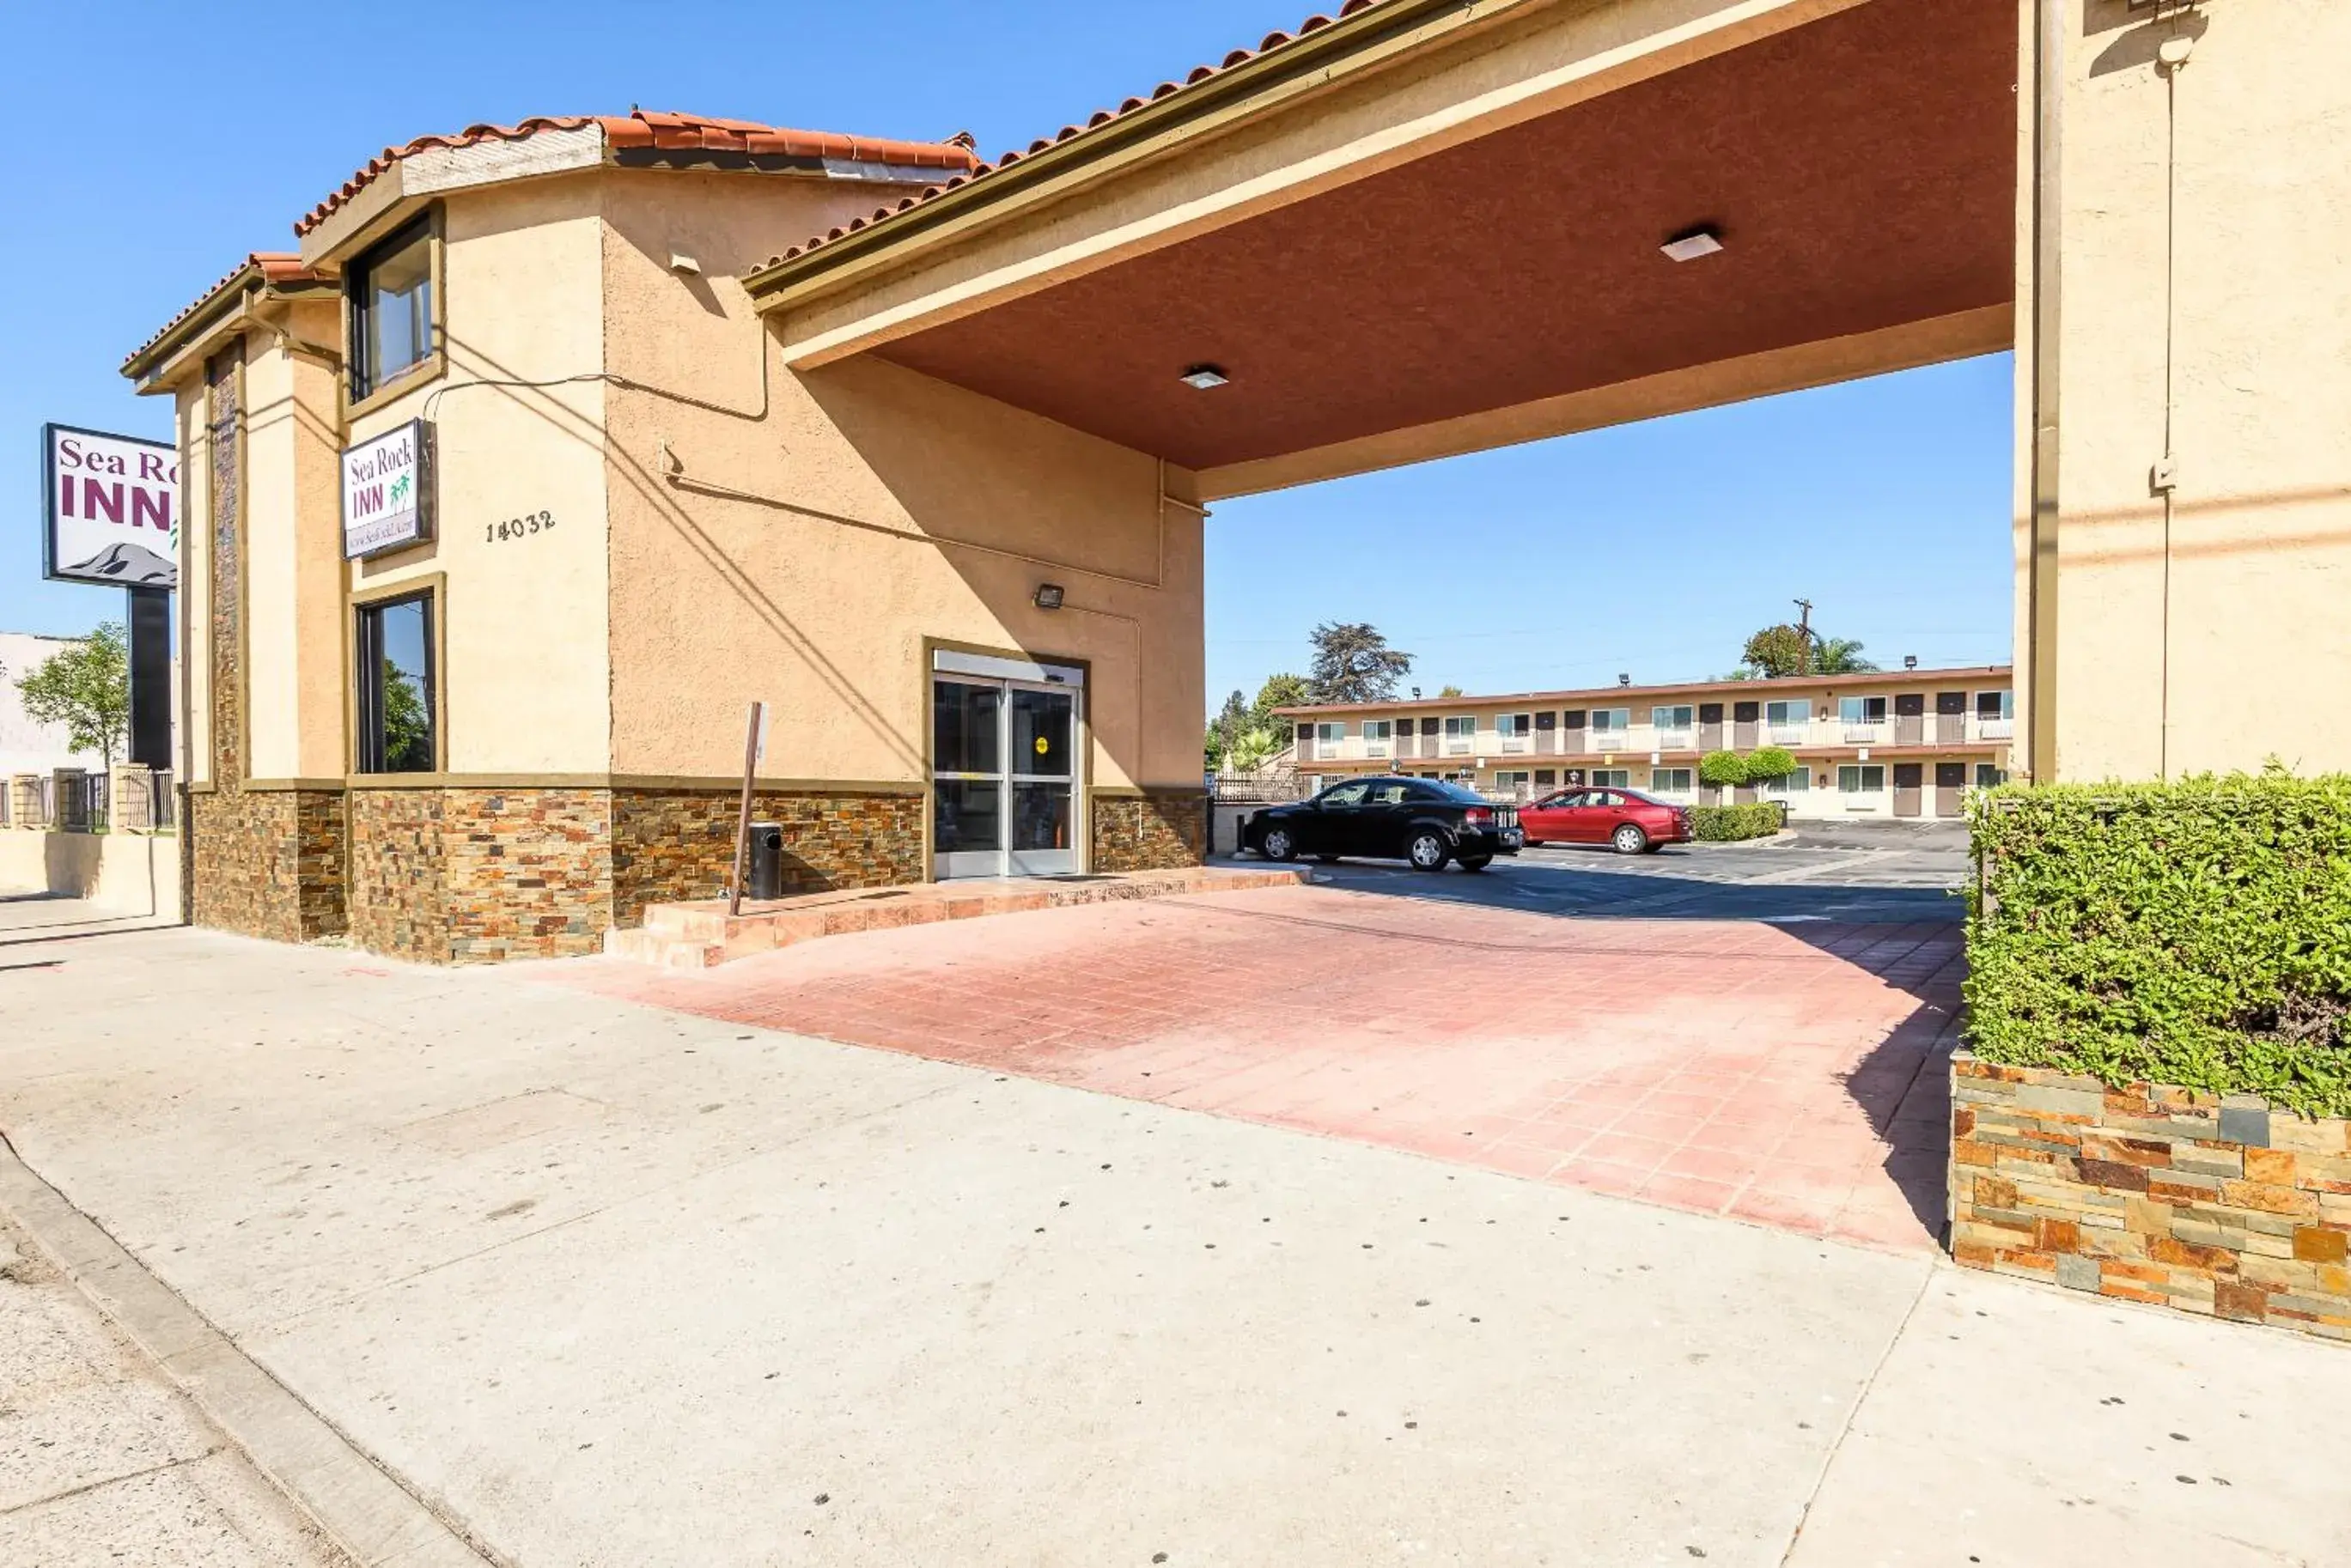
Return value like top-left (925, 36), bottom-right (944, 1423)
top-left (728, 702), bottom-right (763, 917)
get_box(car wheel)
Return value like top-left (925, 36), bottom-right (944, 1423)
top-left (1261, 826), bottom-right (1297, 862)
top-left (1611, 823), bottom-right (1648, 855)
top-left (1407, 831), bottom-right (1451, 872)
top-left (1458, 854), bottom-right (1493, 872)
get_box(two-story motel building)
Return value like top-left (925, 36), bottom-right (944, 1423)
top-left (1282, 665), bottom-right (2013, 819)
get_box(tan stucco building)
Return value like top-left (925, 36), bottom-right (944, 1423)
top-left (124, 0), bottom-right (2348, 961)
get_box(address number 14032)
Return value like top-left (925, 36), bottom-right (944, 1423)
top-left (486, 510), bottom-right (553, 543)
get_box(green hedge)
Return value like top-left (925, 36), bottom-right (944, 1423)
top-left (1965, 773), bottom-right (2351, 1116)
top-left (1690, 803), bottom-right (1782, 842)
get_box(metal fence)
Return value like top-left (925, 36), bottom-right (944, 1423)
top-left (3, 769), bottom-right (177, 833)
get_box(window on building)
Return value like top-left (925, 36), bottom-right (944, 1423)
top-left (1762, 766), bottom-right (1812, 796)
top-left (1592, 769), bottom-right (1630, 787)
top-left (1362, 720), bottom-right (1393, 740)
top-left (1651, 768), bottom-right (1694, 793)
top-left (1494, 770), bottom-right (1532, 793)
top-left (356, 592), bottom-right (435, 773)
top-left (1591, 708), bottom-right (1629, 736)
top-left (1976, 690), bottom-right (2013, 720)
top-left (1497, 714), bottom-right (1531, 736)
top-left (1314, 721), bottom-right (1345, 745)
top-left (1837, 764), bottom-right (1886, 794)
top-left (1442, 714), bottom-right (1476, 754)
top-left (1839, 696), bottom-right (1888, 726)
top-left (349, 216), bottom-right (435, 401)
top-left (1651, 705), bottom-right (1695, 733)
top-left (1765, 699), bottom-right (1809, 731)
top-left (1975, 763), bottom-right (2008, 787)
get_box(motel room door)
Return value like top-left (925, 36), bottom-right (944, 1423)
top-left (1891, 763), bottom-right (1924, 818)
top-left (930, 649), bottom-right (1083, 879)
top-left (1934, 762), bottom-right (1967, 817)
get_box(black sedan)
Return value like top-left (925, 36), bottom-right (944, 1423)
top-left (1244, 776), bottom-right (1520, 872)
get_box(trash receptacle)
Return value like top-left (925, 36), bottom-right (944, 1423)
top-left (748, 822), bottom-right (786, 901)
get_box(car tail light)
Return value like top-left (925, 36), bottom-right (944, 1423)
top-left (1463, 806), bottom-right (1493, 828)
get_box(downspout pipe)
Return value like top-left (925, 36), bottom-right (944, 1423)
top-left (2026, 0), bottom-right (2064, 781)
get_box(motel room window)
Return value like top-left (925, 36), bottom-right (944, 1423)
top-left (1651, 705), bottom-right (1695, 736)
top-left (356, 593), bottom-right (436, 773)
top-left (1977, 690), bottom-right (2013, 720)
top-left (1765, 699), bottom-right (1809, 733)
top-left (1592, 769), bottom-right (1630, 787)
top-left (1362, 719), bottom-right (1393, 756)
top-left (1314, 721), bottom-right (1346, 746)
top-left (1651, 768), bottom-right (1694, 793)
top-left (1763, 766), bottom-right (1812, 796)
top-left (1442, 715), bottom-right (1475, 754)
top-left (1837, 764), bottom-right (1885, 795)
top-left (350, 216), bottom-right (435, 401)
top-left (1975, 763), bottom-right (2009, 787)
top-left (1591, 708), bottom-right (1629, 738)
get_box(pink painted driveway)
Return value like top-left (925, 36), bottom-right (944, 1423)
top-left (557, 884), bottom-right (1963, 1252)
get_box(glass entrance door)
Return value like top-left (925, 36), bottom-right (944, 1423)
top-left (932, 672), bottom-right (1081, 878)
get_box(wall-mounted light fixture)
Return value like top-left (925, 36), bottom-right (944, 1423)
top-left (1660, 228), bottom-right (1724, 263)
top-left (1179, 364), bottom-right (1230, 390)
top-left (1032, 583), bottom-right (1065, 611)
top-left (668, 252), bottom-right (703, 275)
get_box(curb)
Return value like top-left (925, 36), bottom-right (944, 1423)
top-left (0, 1133), bottom-right (493, 1568)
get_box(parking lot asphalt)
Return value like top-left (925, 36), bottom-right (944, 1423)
top-left (1221, 817), bottom-right (1972, 924)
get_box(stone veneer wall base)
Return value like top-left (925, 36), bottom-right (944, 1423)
top-left (1949, 1054), bottom-right (2351, 1340)
top-left (1092, 787), bottom-right (1207, 873)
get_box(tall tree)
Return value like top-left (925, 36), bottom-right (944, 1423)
top-left (1739, 623), bottom-right (1815, 678)
top-left (1251, 672), bottom-right (1312, 735)
top-left (16, 623), bottom-right (130, 768)
top-left (1437, 684), bottom-right (1465, 699)
top-left (1308, 623), bottom-right (1413, 704)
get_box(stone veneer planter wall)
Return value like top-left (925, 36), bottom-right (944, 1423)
top-left (1949, 1054), bottom-right (2351, 1340)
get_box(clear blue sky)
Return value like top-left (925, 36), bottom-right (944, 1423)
top-left (0, 1), bottom-right (2013, 697)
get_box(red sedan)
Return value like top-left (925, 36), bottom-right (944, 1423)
top-left (1516, 787), bottom-right (1691, 854)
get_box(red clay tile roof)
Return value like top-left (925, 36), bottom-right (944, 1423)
top-left (756, 0), bottom-right (1393, 273)
top-left (293, 110), bottom-right (981, 239)
top-left (121, 252), bottom-right (326, 376)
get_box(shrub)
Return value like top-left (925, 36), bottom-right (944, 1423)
top-left (1744, 745), bottom-right (1798, 783)
top-left (1965, 773), bottom-right (2351, 1116)
top-left (1690, 803), bottom-right (1782, 841)
top-left (1698, 750), bottom-right (1748, 787)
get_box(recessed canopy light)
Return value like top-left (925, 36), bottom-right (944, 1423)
top-left (1179, 364), bottom-right (1230, 390)
top-left (1660, 228), bottom-right (1725, 263)
top-left (1032, 583), bottom-right (1065, 611)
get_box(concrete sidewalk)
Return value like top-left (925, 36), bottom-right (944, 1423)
top-left (0, 913), bottom-right (2345, 1565)
top-left (0, 1215), bottom-right (351, 1567)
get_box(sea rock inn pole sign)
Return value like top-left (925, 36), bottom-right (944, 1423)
top-left (40, 424), bottom-right (180, 587)
top-left (342, 419), bottom-right (435, 559)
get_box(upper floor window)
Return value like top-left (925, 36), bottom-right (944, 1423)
top-left (1362, 720), bottom-right (1393, 740)
top-left (1765, 699), bottom-right (1809, 726)
top-left (1840, 696), bottom-right (1888, 725)
top-left (1313, 721), bottom-right (1345, 744)
top-left (1652, 705), bottom-right (1694, 732)
top-left (1442, 715), bottom-right (1477, 738)
top-left (1591, 708), bottom-right (1629, 733)
top-left (350, 217), bottom-right (435, 401)
top-left (1497, 714), bottom-right (1532, 737)
top-left (1976, 690), bottom-right (2013, 720)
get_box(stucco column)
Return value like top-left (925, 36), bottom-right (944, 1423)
top-left (2025, 0), bottom-right (2351, 781)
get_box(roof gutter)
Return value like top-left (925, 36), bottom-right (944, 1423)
top-left (741, 0), bottom-right (1504, 312)
top-left (121, 265), bottom-right (335, 392)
